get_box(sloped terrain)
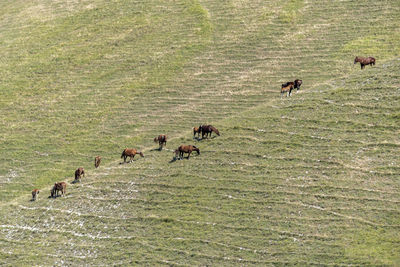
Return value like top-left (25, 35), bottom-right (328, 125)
top-left (0, 0), bottom-right (399, 265)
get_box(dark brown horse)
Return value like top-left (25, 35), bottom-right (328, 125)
top-left (74, 167), bottom-right (85, 182)
top-left (50, 182), bottom-right (66, 198)
top-left (201, 125), bottom-right (220, 139)
top-left (154, 135), bottom-right (167, 150)
top-left (294, 79), bottom-right (302, 92)
top-left (121, 148), bottom-right (144, 163)
top-left (281, 82), bottom-right (294, 97)
top-left (31, 189), bottom-right (40, 201)
top-left (175, 145), bottom-right (200, 159)
top-left (354, 56), bottom-right (375, 69)
top-left (95, 156), bottom-right (101, 168)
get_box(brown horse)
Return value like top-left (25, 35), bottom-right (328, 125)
top-left (354, 56), bottom-right (375, 69)
top-left (201, 125), bottom-right (220, 139)
top-left (281, 82), bottom-right (294, 97)
top-left (95, 156), bottom-right (101, 168)
top-left (50, 182), bottom-right (66, 198)
top-left (154, 135), bottom-right (167, 150)
top-left (193, 126), bottom-right (202, 138)
top-left (74, 167), bottom-right (85, 182)
top-left (176, 145), bottom-right (200, 159)
top-left (294, 79), bottom-right (302, 92)
top-left (31, 189), bottom-right (40, 201)
top-left (121, 148), bottom-right (144, 163)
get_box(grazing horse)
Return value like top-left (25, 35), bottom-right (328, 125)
top-left (50, 182), bottom-right (66, 198)
top-left (154, 135), bottom-right (167, 150)
top-left (201, 125), bottom-right (220, 139)
top-left (176, 145), bottom-right (200, 159)
top-left (74, 167), bottom-right (85, 182)
top-left (31, 189), bottom-right (39, 201)
top-left (354, 56), bottom-right (375, 69)
top-left (193, 126), bottom-right (202, 138)
top-left (121, 148), bottom-right (144, 163)
top-left (281, 82), bottom-right (294, 97)
top-left (294, 79), bottom-right (303, 92)
top-left (95, 156), bottom-right (101, 168)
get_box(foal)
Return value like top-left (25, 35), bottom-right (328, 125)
top-left (31, 189), bottom-right (40, 201)
top-left (193, 126), bottom-right (202, 138)
top-left (95, 156), bottom-right (101, 168)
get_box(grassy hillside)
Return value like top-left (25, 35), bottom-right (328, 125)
top-left (0, 0), bottom-right (399, 265)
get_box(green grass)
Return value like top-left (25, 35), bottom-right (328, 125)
top-left (0, 0), bottom-right (399, 265)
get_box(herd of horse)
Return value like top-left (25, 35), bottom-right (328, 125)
top-left (30, 56), bottom-right (375, 200)
top-left (31, 124), bottom-right (219, 201)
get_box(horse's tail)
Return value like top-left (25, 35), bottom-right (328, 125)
top-left (121, 149), bottom-right (126, 158)
top-left (210, 126), bottom-right (220, 136)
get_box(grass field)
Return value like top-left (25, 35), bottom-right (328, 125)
top-left (0, 0), bottom-right (399, 265)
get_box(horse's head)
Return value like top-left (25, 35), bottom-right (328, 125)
top-left (139, 152), bottom-right (144, 157)
top-left (193, 146), bottom-right (200, 155)
top-left (354, 57), bottom-right (359, 64)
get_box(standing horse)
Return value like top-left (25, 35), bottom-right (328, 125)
top-left (176, 145), bottom-right (200, 159)
top-left (95, 156), bottom-right (101, 168)
top-left (74, 167), bottom-right (85, 182)
top-left (154, 135), bottom-right (167, 150)
top-left (294, 79), bottom-right (302, 92)
top-left (50, 182), bottom-right (66, 198)
top-left (121, 148), bottom-right (144, 163)
top-left (281, 82), bottom-right (294, 97)
top-left (354, 56), bottom-right (375, 69)
top-left (31, 189), bottom-right (40, 201)
top-left (193, 126), bottom-right (202, 138)
top-left (201, 125), bottom-right (220, 139)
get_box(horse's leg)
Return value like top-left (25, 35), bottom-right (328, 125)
top-left (187, 151), bottom-right (191, 159)
top-left (361, 64), bottom-right (364, 69)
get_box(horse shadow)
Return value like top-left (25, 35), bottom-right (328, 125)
top-left (149, 147), bottom-right (163, 152)
top-left (169, 156), bottom-right (188, 163)
top-left (169, 157), bottom-right (178, 163)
